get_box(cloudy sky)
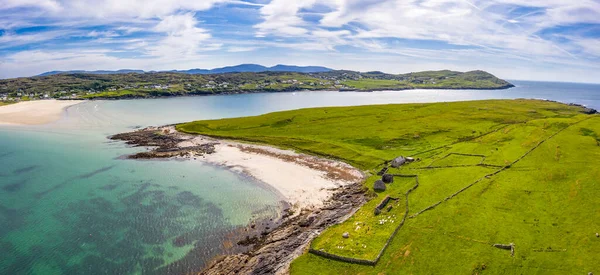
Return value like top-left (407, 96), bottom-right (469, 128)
top-left (1, 0), bottom-right (599, 82)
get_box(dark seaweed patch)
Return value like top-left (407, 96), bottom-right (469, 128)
top-left (99, 184), bottom-right (119, 191)
top-left (37, 183), bottom-right (233, 275)
top-left (176, 191), bottom-right (203, 207)
top-left (1, 179), bottom-right (28, 192)
top-left (0, 204), bottom-right (27, 238)
top-left (35, 181), bottom-right (71, 198)
top-left (74, 165), bottom-right (116, 179)
top-left (0, 151), bottom-right (15, 159)
top-left (13, 165), bottom-right (38, 175)
top-left (36, 166), bottom-right (117, 198)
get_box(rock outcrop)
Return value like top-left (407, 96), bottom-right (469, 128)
top-left (200, 182), bottom-right (367, 275)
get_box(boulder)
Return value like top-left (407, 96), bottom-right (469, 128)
top-left (342, 232), bottom-right (349, 238)
top-left (582, 108), bottom-right (597, 115)
top-left (382, 174), bottom-right (394, 183)
top-left (373, 180), bottom-right (386, 192)
top-left (298, 215), bottom-right (316, 227)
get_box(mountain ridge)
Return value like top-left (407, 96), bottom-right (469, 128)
top-left (38, 64), bottom-right (333, 76)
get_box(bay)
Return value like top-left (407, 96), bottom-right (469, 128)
top-left (1, 80), bottom-right (599, 274)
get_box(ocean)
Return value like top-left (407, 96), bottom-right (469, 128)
top-left (1, 80), bottom-right (599, 274)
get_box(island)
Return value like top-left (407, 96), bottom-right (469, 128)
top-left (111, 99), bottom-right (598, 274)
top-left (0, 69), bottom-right (514, 101)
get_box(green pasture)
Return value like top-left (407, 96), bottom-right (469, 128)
top-left (177, 99), bottom-right (599, 274)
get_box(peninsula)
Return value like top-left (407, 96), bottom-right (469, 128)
top-left (112, 99), bottom-right (599, 274)
top-left (0, 68), bottom-right (513, 101)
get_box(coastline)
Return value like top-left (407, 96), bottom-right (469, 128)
top-left (110, 126), bottom-right (369, 274)
top-left (80, 85), bottom-right (515, 100)
top-left (186, 138), bottom-right (363, 210)
top-left (0, 99), bottom-right (83, 125)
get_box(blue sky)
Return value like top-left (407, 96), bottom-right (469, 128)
top-left (0, 0), bottom-right (599, 83)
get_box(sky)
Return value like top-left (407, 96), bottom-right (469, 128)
top-left (0, 0), bottom-right (599, 83)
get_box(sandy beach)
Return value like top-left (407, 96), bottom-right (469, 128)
top-left (0, 100), bottom-right (83, 125)
top-left (184, 137), bottom-right (364, 210)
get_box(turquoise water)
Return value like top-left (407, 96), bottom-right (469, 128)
top-left (1, 81), bottom-right (599, 274)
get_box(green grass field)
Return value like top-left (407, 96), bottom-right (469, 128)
top-left (342, 79), bottom-right (411, 90)
top-left (177, 100), bottom-right (599, 274)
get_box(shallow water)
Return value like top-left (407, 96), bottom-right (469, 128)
top-left (1, 80), bottom-right (599, 274)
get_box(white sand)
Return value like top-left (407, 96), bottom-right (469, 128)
top-left (0, 100), bottom-right (83, 125)
top-left (178, 133), bottom-right (364, 210)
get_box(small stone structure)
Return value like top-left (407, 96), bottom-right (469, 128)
top-left (382, 174), bottom-right (394, 183)
top-left (493, 243), bottom-right (515, 257)
top-left (390, 156), bottom-right (406, 168)
top-left (390, 156), bottom-right (415, 168)
top-left (310, 174), bottom-right (420, 267)
top-left (373, 180), bottom-right (386, 192)
top-left (377, 167), bottom-right (389, 176)
top-left (374, 195), bottom-right (398, 215)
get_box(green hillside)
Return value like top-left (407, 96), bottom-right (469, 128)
top-left (0, 70), bottom-right (513, 100)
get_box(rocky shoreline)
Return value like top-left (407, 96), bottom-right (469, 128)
top-left (110, 126), bottom-right (369, 274)
top-left (200, 179), bottom-right (366, 275)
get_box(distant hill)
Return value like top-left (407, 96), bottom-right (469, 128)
top-left (38, 64), bottom-right (333, 76)
top-left (4, 69), bottom-right (514, 100)
top-left (39, 69), bottom-right (145, 76)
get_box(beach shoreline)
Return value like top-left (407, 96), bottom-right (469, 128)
top-left (0, 100), bottom-right (83, 125)
top-left (110, 126), bottom-right (369, 274)
top-left (112, 126), bottom-right (365, 211)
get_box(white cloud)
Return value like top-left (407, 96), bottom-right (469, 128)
top-left (0, 48), bottom-right (209, 78)
top-left (0, 29), bottom-right (79, 49)
top-left (254, 0), bottom-right (318, 37)
top-left (1, 0), bottom-right (231, 19)
top-left (146, 13), bottom-right (213, 57)
top-left (253, 0), bottom-right (600, 61)
top-left (0, 0), bottom-right (60, 11)
top-left (227, 46), bottom-right (259, 52)
top-left (570, 37), bottom-right (600, 57)
top-left (0, 0), bottom-right (599, 83)
top-left (86, 30), bottom-right (119, 37)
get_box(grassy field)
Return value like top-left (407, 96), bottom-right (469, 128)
top-left (342, 79), bottom-right (411, 90)
top-left (342, 71), bottom-right (510, 90)
top-left (177, 100), bottom-right (599, 274)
